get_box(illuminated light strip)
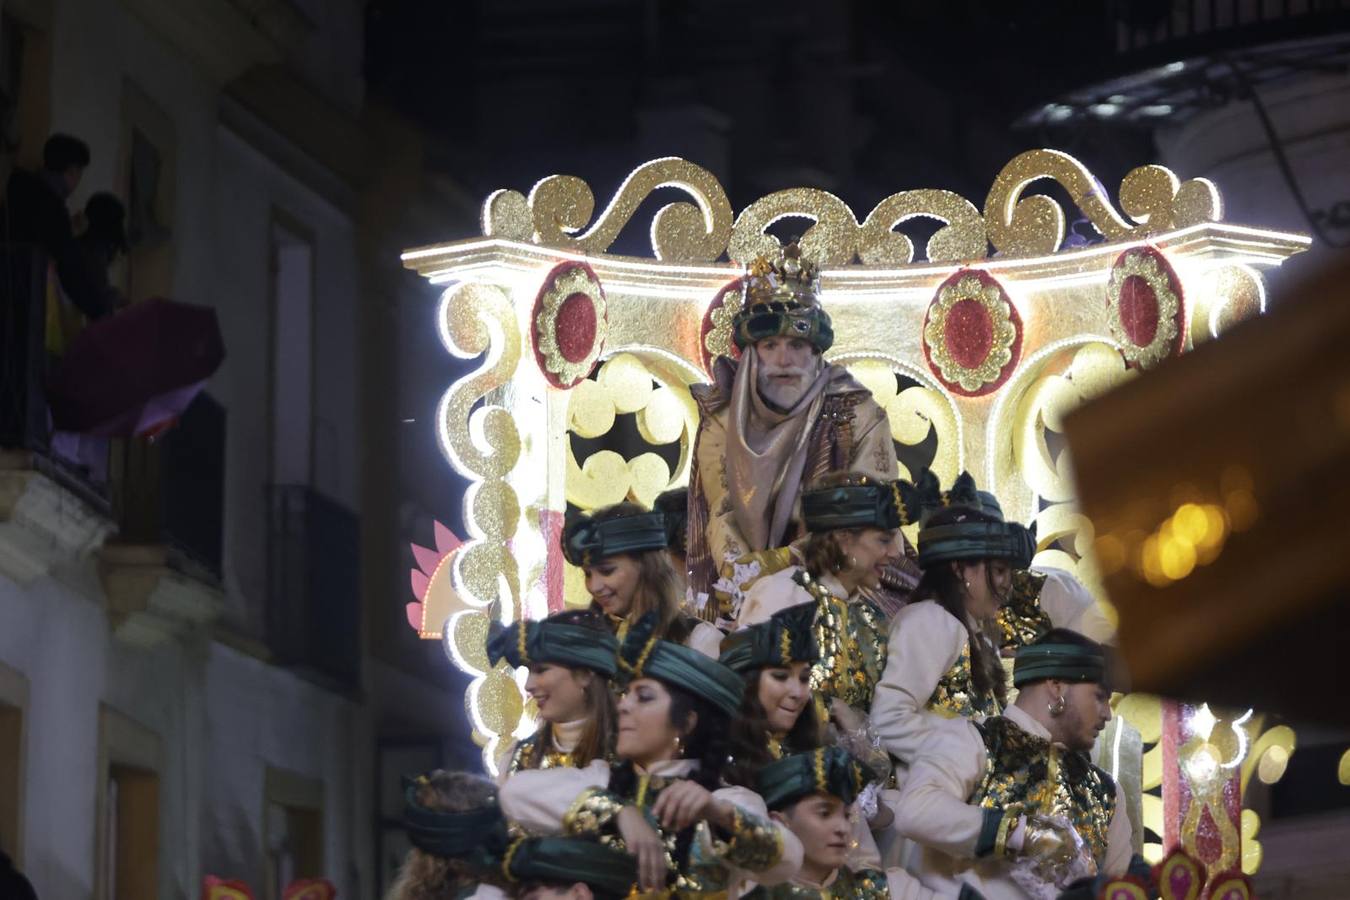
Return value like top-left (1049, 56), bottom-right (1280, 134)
top-left (1222, 709), bottom-right (1255, 770)
top-left (404, 222), bottom-right (1310, 272)
top-left (1112, 712), bottom-right (1125, 779)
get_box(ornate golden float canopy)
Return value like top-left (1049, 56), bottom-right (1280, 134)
top-left (402, 152), bottom-right (1306, 875)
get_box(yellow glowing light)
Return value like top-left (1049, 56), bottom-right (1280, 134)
top-left (1337, 748), bottom-right (1350, 786)
top-left (1172, 502), bottom-right (1209, 545)
top-left (1158, 534), bottom-right (1197, 580)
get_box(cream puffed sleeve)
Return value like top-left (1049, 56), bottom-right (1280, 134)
top-left (871, 600), bottom-right (968, 765)
top-left (687, 620), bottom-right (727, 658)
top-left (704, 784), bottom-right (804, 887)
top-left (885, 866), bottom-right (964, 900)
top-left (497, 758), bottom-right (612, 836)
top-left (892, 718), bottom-right (999, 861)
top-left (1035, 567), bottom-right (1117, 644)
top-left (736, 565), bottom-right (814, 628)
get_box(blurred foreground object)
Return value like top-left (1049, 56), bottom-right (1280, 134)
top-left (1065, 257), bottom-right (1350, 725)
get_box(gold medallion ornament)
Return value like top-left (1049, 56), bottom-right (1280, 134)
top-left (1107, 246), bottom-right (1184, 370)
top-left (922, 268), bottom-right (1022, 396)
top-left (700, 278), bottom-right (743, 374)
top-left (531, 260), bottom-right (608, 388)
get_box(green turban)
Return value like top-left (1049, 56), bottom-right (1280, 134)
top-left (1012, 637), bottom-right (1107, 688)
top-left (757, 747), bottom-right (875, 811)
top-left (502, 836), bottom-right (637, 899)
top-left (485, 616), bottom-right (618, 676)
top-left (401, 777), bottom-right (509, 869)
top-left (562, 508), bottom-right (668, 566)
top-left (914, 471), bottom-right (1036, 569)
top-left (617, 613), bottom-right (744, 717)
top-left (718, 603), bottom-right (820, 673)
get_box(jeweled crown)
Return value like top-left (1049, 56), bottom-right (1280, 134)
top-left (741, 240), bottom-right (821, 309)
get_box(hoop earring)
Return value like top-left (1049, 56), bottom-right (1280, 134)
top-left (1048, 696), bottom-right (1066, 717)
top-left (673, 735), bottom-right (684, 757)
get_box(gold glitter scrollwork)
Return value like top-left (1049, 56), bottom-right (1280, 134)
top-left (923, 273), bottom-right (1019, 394)
top-left (436, 280), bottom-right (526, 768)
top-left (1119, 165), bottom-right (1221, 234)
top-left (728, 188), bottom-right (859, 266)
top-left (1108, 249), bottom-right (1182, 369)
top-left (858, 189), bottom-right (988, 264)
top-left (985, 149), bottom-right (1133, 257)
top-left (487, 158), bottom-right (733, 262)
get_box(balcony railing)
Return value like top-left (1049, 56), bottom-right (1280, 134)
top-left (2, 242), bottom-right (226, 574)
top-left (265, 484), bottom-right (361, 691)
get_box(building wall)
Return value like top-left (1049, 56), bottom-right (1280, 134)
top-left (0, 0), bottom-right (385, 896)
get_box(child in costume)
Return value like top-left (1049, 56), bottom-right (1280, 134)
top-left (391, 770), bottom-right (511, 900)
top-left (745, 746), bottom-right (980, 899)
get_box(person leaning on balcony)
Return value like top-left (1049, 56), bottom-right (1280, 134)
top-left (1, 133), bottom-right (116, 322)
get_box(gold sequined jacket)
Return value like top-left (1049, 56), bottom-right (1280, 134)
top-left (892, 704), bottom-right (1132, 899)
top-left (738, 566), bottom-right (889, 712)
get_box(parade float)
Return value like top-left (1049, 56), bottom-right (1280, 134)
top-left (401, 151), bottom-right (1308, 895)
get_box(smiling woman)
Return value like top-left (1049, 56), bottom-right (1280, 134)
top-left (484, 610), bottom-right (618, 782)
top-left (565, 502), bottom-right (724, 657)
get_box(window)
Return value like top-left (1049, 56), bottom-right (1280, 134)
top-left (263, 767), bottom-right (324, 900)
top-left (0, 9), bottom-right (52, 170)
top-left (117, 81), bottom-right (176, 303)
top-left (268, 215), bottom-right (316, 488)
top-left (95, 707), bottom-right (162, 900)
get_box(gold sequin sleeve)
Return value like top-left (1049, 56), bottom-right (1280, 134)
top-left (996, 570), bottom-right (1052, 651)
top-left (562, 787), bottom-right (627, 837)
top-left (706, 804), bottom-right (784, 872)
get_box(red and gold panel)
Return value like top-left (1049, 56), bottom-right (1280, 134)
top-left (922, 267), bottom-right (1022, 397)
top-left (1107, 245), bottom-right (1185, 369)
top-left (531, 260), bottom-right (608, 389)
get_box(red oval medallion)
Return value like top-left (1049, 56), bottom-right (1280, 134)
top-left (556, 292), bottom-right (598, 363)
top-left (1118, 274), bottom-right (1160, 348)
top-left (944, 298), bottom-right (995, 370)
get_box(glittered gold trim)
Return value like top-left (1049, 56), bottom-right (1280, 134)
top-left (1107, 248), bottom-right (1182, 370)
top-left (534, 264), bottom-right (608, 388)
top-left (501, 836), bottom-right (526, 882)
top-left (703, 293), bottom-right (738, 368)
top-left (923, 273), bottom-right (1018, 393)
top-left (995, 809), bottom-right (1017, 858)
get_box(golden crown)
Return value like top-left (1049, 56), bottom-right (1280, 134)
top-left (742, 240), bottom-right (821, 309)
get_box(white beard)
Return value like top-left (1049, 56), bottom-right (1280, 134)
top-left (756, 364), bottom-right (814, 410)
